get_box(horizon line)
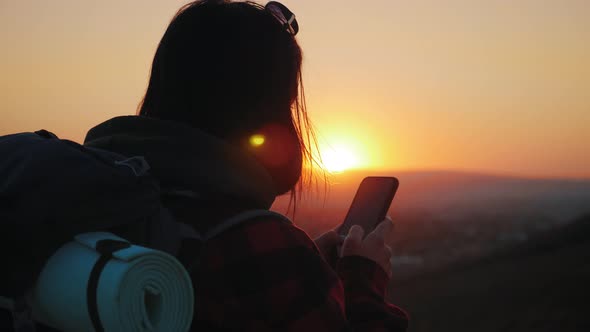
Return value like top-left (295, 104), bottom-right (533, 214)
top-left (314, 167), bottom-right (590, 182)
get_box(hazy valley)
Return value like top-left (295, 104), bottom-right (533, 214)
top-left (273, 170), bottom-right (590, 331)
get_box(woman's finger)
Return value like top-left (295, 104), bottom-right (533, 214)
top-left (315, 230), bottom-right (343, 247)
top-left (383, 264), bottom-right (393, 278)
top-left (341, 225), bottom-right (364, 256)
top-left (364, 220), bottom-right (390, 246)
top-left (384, 244), bottom-right (393, 259)
top-left (374, 218), bottom-right (394, 238)
top-left (348, 225), bottom-right (364, 240)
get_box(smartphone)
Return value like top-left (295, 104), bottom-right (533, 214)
top-left (338, 176), bottom-right (399, 236)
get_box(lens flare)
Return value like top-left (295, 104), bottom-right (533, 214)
top-left (249, 134), bottom-right (265, 147)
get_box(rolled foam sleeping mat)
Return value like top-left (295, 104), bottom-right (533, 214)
top-left (31, 232), bottom-right (194, 332)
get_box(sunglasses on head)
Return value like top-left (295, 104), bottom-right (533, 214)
top-left (265, 1), bottom-right (299, 36)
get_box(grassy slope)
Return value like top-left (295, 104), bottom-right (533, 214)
top-left (390, 215), bottom-right (590, 332)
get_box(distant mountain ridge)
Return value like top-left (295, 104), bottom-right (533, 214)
top-left (275, 169), bottom-right (590, 227)
top-left (273, 169), bottom-right (590, 278)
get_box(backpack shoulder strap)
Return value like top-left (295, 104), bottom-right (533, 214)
top-left (203, 209), bottom-right (292, 241)
top-left (172, 209), bottom-right (291, 244)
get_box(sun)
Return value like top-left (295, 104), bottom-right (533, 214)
top-left (319, 143), bottom-right (360, 173)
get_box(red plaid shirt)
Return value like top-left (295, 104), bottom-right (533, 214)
top-left (177, 215), bottom-right (409, 331)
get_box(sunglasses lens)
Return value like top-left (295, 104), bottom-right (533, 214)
top-left (289, 16), bottom-right (299, 35)
top-left (266, 1), bottom-right (298, 35)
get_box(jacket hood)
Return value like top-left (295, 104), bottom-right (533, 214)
top-left (84, 116), bottom-right (277, 209)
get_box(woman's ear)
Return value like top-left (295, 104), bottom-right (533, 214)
top-left (245, 123), bottom-right (302, 195)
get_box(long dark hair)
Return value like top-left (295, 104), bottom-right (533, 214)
top-left (138, 0), bottom-right (320, 206)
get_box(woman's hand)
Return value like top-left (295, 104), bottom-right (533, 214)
top-left (340, 217), bottom-right (394, 277)
top-left (314, 230), bottom-right (344, 267)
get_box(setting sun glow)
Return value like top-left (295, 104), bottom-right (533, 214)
top-left (319, 144), bottom-right (360, 173)
top-left (1, 1), bottom-right (589, 178)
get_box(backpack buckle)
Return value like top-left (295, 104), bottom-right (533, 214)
top-left (114, 156), bottom-right (151, 176)
top-left (11, 296), bottom-right (36, 332)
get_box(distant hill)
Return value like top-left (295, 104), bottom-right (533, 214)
top-left (392, 214), bottom-right (590, 332)
top-left (275, 169), bottom-right (590, 225)
top-left (273, 170), bottom-right (590, 276)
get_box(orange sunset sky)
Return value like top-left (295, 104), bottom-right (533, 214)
top-left (1, 0), bottom-right (589, 178)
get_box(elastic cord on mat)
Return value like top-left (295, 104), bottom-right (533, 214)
top-left (87, 239), bottom-right (131, 332)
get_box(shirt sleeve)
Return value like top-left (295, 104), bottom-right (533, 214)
top-left (337, 255), bottom-right (409, 331)
top-left (208, 217), bottom-right (408, 332)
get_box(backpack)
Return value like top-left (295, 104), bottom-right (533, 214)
top-left (0, 130), bottom-right (289, 331)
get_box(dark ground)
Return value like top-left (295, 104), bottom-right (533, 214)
top-left (390, 214), bottom-right (590, 332)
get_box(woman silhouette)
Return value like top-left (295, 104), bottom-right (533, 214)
top-left (85, 1), bottom-right (408, 330)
